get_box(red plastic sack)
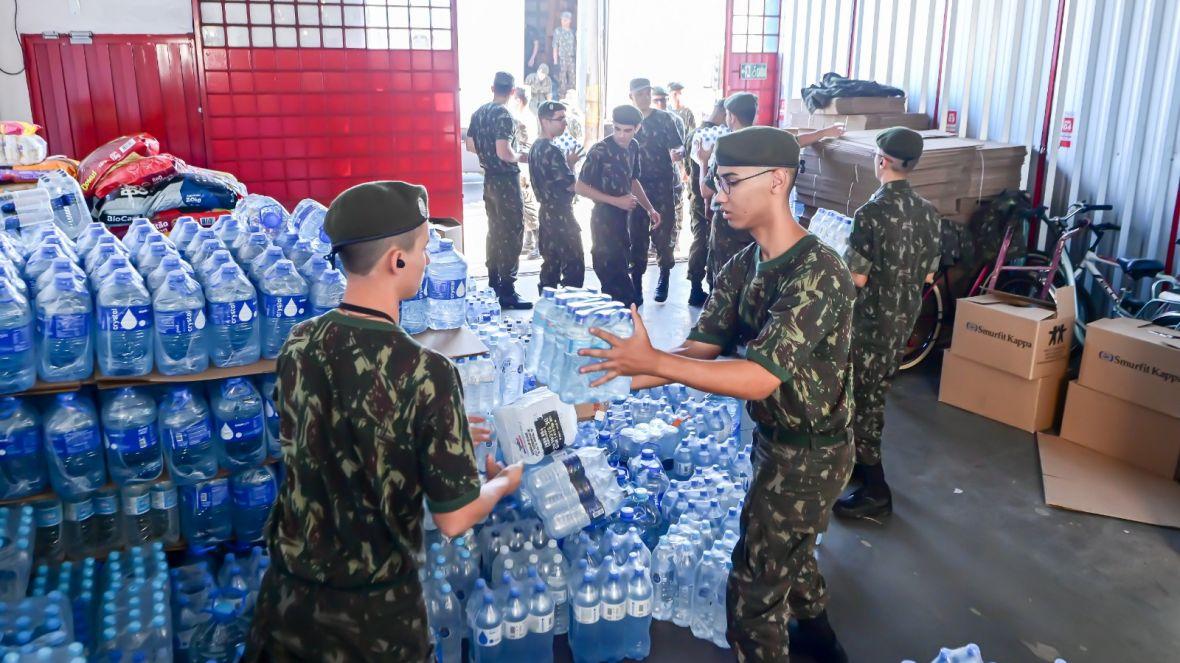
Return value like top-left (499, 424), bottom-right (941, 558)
top-left (78, 133), bottom-right (160, 194)
top-left (91, 154), bottom-right (183, 200)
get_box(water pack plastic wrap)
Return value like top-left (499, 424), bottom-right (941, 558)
top-left (493, 387), bottom-right (576, 465)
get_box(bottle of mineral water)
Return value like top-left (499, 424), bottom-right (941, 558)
top-left (147, 254), bottom-right (193, 293)
top-left (229, 465), bottom-right (276, 543)
top-left (259, 260), bottom-right (308, 358)
top-left (248, 246), bottom-right (286, 287)
top-left (32, 499), bottom-right (65, 563)
top-left (309, 268), bottom-right (346, 318)
top-left (150, 480), bottom-right (180, 545)
top-left (120, 483), bottom-right (154, 546)
top-left (158, 385), bottom-right (218, 484)
top-left (35, 274), bottom-right (93, 382)
top-left (211, 378), bottom-right (267, 471)
top-left (570, 571), bottom-right (602, 663)
top-left (400, 278), bottom-right (428, 335)
top-left (43, 392), bottom-right (106, 499)
top-left (205, 263), bottom-right (260, 368)
top-left (179, 478), bottom-right (232, 547)
top-left (153, 271), bottom-right (208, 375)
top-left (0, 396), bottom-right (47, 499)
top-left (188, 599), bottom-right (248, 662)
top-left (0, 278), bottom-right (35, 393)
top-left (61, 496), bottom-right (96, 559)
top-left (95, 267), bottom-right (154, 377)
top-left (101, 387), bottom-right (163, 485)
top-left (528, 579), bottom-right (556, 663)
top-left (624, 567), bottom-right (653, 659)
top-left (427, 239), bottom-right (467, 330)
top-left (471, 587), bottom-right (504, 663)
top-left (258, 374), bottom-right (280, 458)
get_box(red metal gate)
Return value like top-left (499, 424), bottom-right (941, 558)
top-left (722, 0), bottom-right (781, 127)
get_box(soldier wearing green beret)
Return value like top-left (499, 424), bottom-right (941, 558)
top-left (581, 127), bottom-right (854, 662)
top-left (529, 100), bottom-right (586, 291)
top-left (575, 104), bottom-right (658, 306)
top-left (246, 181), bottom-right (523, 662)
top-left (667, 81), bottom-right (698, 134)
top-left (834, 127), bottom-right (941, 520)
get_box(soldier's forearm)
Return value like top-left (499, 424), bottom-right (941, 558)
top-left (631, 180), bottom-right (654, 212)
top-left (650, 354), bottom-right (780, 401)
top-left (629, 340), bottom-right (723, 391)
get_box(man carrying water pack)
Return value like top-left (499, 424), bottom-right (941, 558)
top-left (580, 128), bottom-right (855, 663)
top-left (246, 181), bottom-right (522, 662)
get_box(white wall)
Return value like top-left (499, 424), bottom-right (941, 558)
top-left (0, 0), bottom-right (193, 121)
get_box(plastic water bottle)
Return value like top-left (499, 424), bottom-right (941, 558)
top-left (259, 260), bottom-right (308, 358)
top-left (42, 392), bottom-right (105, 499)
top-left (35, 274), bottom-right (93, 382)
top-left (428, 580), bottom-right (464, 663)
top-left (153, 271), bottom-right (208, 375)
top-left (205, 263), bottom-right (261, 368)
top-left (229, 465), bottom-right (276, 543)
top-left (179, 478), bottom-right (232, 547)
top-left (188, 599), bottom-right (248, 662)
top-left (38, 170), bottom-right (90, 239)
top-left (600, 570), bottom-right (627, 661)
top-left (101, 387), bottom-right (162, 485)
top-left (527, 579), bottom-right (556, 663)
top-left (524, 447), bottom-right (624, 539)
top-left (233, 232), bottom-right (271, 267)
top-left (427, 239), bottom-right (467, 330)
top-left (292, 199), bottom-right (329, 248)
top-left (211, 378), bottom-right (267, 471)
top-left (61, 496), bottom-right (96, 559)
top-left (95, 268), bottom-right (154, 377)
top-left (32, 499), bottom-right (65, 563)
top-left (570, 571), bottom-right (602, 663)
top-left (123, 218), bottom-right (154, 255)
top-left (258, 374), bottom-right (279, 458)
top-left (158, 385), bottom-right (218, 484)
top-left (0, 396), bottom-right (47, 499)
top-left (624, 567), bottom-right (653, 659)
top-left (298, 255), bottom-right (330, 284)
top-left (170, 216), bottom-right (200, 250)
top-left (309, 268), bottom-right (346, 317)
top-left (501, 586), bottom-right (530, 660)
top-left (247, 246), bottom-right (285, 287)
top-left (150, 481), bottom-right (180, 545)
top-left (146, 254), bottom-right (192, 293)
top-left (120, 483), bottom-right (154, 546)
top-left (400, 278), bottom-right (428, 334)
top-left (199, 249), bottom-right (236, 285)
top-left (0, 278), bottom-right (35, 393)
top-left (493, 332), bottom-right (525, 406)
top-left (472, 587), bottom-right (505, 663)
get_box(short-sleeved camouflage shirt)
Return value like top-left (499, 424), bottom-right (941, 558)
top-left (467, 101), bottom-right (520, 175)
top-left (635, 108), bottom-right (685, 184)
top-left (579, 136), bottom-right (640, 197)
top-left (844, 180), bottom-right (942, 351)
top-left (529, 137), bottom-right (576, 208)
top-left (268, 311), bottom-right (481, 589)
top-left (689, 236), bottom-right (856, 442)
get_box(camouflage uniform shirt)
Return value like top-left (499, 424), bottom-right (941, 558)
top-left (579, 136), bottom-right (641, 196)
top-left (530, 138), bottom-right (576, 208)
top-left (467, 102), bottom-right (520, 175)
top-left (689, 236), bottom-right (856, 441)
top-left (635, 108), bottom-right (685, 186)
top-left (844, 180), bottom-right (941, 351)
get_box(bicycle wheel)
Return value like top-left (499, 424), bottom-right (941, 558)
top-left (900, 283), bottom-right (944, 371)
top-left (1008, 251), bottom-right (1090, 346)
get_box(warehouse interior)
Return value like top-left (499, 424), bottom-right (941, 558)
top-left (0, 0), bottom-right (1178, 662)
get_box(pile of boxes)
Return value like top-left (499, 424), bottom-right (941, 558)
top-left (783, 97), bottom-right (930, 132)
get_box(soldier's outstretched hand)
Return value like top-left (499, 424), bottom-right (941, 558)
top-left (579, 305), bottom-right (658, 387)
top-left (467, 414), bottom-right (493, 444)
top-left (648, 210), bottom-right (662, 229)
top-left (485, 456), bottom-right (523, 493)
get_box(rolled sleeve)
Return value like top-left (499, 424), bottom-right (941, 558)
top-left (416, 361), bottom-right (482, 513)
top-left (844, 209), bottom-right (876, 275)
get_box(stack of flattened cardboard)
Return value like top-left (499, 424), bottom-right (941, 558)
top-left (793, 128), bottom-right (1027, 220)
top-left (785, 97), bottom-right (929, 132)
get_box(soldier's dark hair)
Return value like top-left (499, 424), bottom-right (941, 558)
top-left (513, 87), bottom-right (529, 105)
top-left (337, 227), bottom-right (421, 276)
top-left (538, 101), bottom-right (567, 120)
top-left (493, 80), bottom-right (513, 95)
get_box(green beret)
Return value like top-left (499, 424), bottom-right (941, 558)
top-left (629, 78), bottom-right (651, 94)
top-left (724, 92), bottom-right (758, 118)
top-left (612, 105), bottom-right (643, 127)
top-left (667, 81), bottom-right (685, 92)
top-left (324, 181), bottom-right (456, 250)
top-left (876, 127), bottom-right (924, 163)
top-left (714, 127), bottom-right (800, 168)
top-left (651, 86), bottom-right (668, 97)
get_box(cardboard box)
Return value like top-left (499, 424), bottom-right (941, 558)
top-left (938, 351), bottom-right (1065, 433)
top-left (1078, 318), bottom-right (1180, 419)
top-left (949, 288), bottom-right (1075, 380)
top-left (413, 326), bottom-right (487, 359)
top-left (1037, 433), bottom-right (1180, 528)
top-left (787, 97), bottom-right (906, 115)
top-left (1059, 381), bottom-right (1180, 479)
top-left (787, 111), bottom-right (929, 131)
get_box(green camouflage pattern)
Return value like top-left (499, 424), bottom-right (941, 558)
top-left (467, 102), bottom-right (520, 176)
top-left (673, 105), bottom-right (697, 135)
top-left (726, 433), bottom-right (854, 661)
top-left (515, 113), bottom-right (539, 254)
top-left (552, 27), bottom-right (575, 98)
top-left (851, 347), bottom-right (897, 465)
top-left (482, 173), bottom-right (525, 297)
top-left (529, 137), bottom-right (584, 289)
top-left (581, 136), bottom-right (641, 305)
top-left (684, 122), bottom-right (716, 284)
top-left (247, 311), bottom-right (481, 661)
top-left (630, 109), bottom-right (685, 278)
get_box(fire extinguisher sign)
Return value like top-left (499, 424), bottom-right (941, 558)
top-left (1060, 113), bottom-right (1076, 148)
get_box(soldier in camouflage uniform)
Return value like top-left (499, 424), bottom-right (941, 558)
top-left (246, 181), bottom-right (523, 662)
top-left (466, 72), bottom-right (532, 309)
top-left (628, 78), bottom-right (686, 304)
top-left (580, 127), bottom-right (853, 663)
top-left (667, 82), bottom-right (698, 134)
top-left (510, 87), bottom-right (541, 259)
top-left (685, 100), bottom-right (727, 306)
top-left (834, 128), bottom-right (941, 520)
top-left (529, 100), bottom-right (585, 291)
top-left (575, 105), bottom-right (658, 307)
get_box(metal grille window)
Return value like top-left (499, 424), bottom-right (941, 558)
top-left (731, 0), bottom-right (781, 53)
top-left (199, 0), bottom-right (453, 51)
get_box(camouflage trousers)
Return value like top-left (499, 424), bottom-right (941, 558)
top-left (628, 177), bottom-right (680, 278)
top-left (709, 208), bottom-right (754, 286)
top-left (245, 565), bottom-right (432, 663)
top-left (852, 344), bottom-right (902, 466)
top-left (687, 191), bottom-right (710, 284)
top-left (726, 432), bottom-right (854, 662)
top-left (538, 202), bottom-right (585, 291)
top-left (521, 176), bottom-right (539, 253)
top-left (482, 173), bottom-right (524, 298)
top-left (590, 202), bottom-right (638, 306)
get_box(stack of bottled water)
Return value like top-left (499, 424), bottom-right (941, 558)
top-left (172, 546), bottom-right (268, 663)
top-left (0, 506), bottom-right (34, 600)
top-left (90, 543), bottom-right (172, 661)
top-left (0, 592), bottom-right (82, 659)
top-left (528, 287), bottom-right (634, 404)
top-left (809, 208), bottom-right (854, 257)
top-left (27, 558), bottom-right (98, 647)
top-left (523, 446), bottom-right (624, 540)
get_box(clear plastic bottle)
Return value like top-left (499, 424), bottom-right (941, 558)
top-left (146, 254), bottom-right (195, 294)
top-left (247, 246), bottom-right (285, 287)
top-left (471, 587), bottom-right (504, 663)
top-left (188, 599), bottom-right (248, 662)
top-left (42, 392), bottom-right (106, 499)
top-left (91, 486), bottom-right (124, 555)
top-left (0, 278), bottom-right (35, 393)
top-left (258, 374), bottom-right (279, 458)
top-left (211, 378), bottom-right (267, 471)
top-left (159, 385), bottom-right (218, 484)
top-left (258, 259), bottom-right (308, 358)
top-left (0, 396), bottom-right (47, 499)
top-left (198, 249), bottom-right (236, 286)
top-left (152, 271), bottom-right (208, 375)
top-left (95, 268), bottom-right (154, 377)
top-left (426, 239), bottom-right (467, 330)
top-left (120, 484), bottom-right (154, 546)
top-left (229, 465), bottom-right (276, 544)
top-left (122, 218), bottom-right (155, 256)
top-left (308, 268), bottom-right (346, 318)
top-left (61, 496), bottom-right (96, 560)
top-left (150, 480), bottom-right (180, 545)
top-left (179, 478), bottom-right (232, 547)
top-left (624, 567), bottom-right (653, 659)
top-left (100, 387), bottom-right (162, 486)
top-left (35, 274), bottom-right (93, 382)
top-left (169, 216), bottom-right (200, 252)
top-left (32, 499), bottom-right (65, 563)
top-left (205, 263), bottom-right (260, 368)
top-left (233, 231), bottom-right (272, 268)
top-left (400, 278), bottom-right (428, 335)
top-left (569, 571), bottom-right (602, 663)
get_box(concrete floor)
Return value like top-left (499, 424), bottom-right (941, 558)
top-left (489, 263), bottom-right (1180, 663)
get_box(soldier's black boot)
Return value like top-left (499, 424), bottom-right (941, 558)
top-left (631, 270), bottom-right (644, 307)
top-left (839, 462), bottom-right (868, 499)
top-left (833, 462), bottom-right (892, 519)
top-left (654, 268), bottom-right (671, 303)
top-left (791, 610), bottom-right (849, 663)
top-left (688, 280), bottom-right (708, 307)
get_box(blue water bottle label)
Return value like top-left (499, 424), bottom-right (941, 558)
top-left (37, 312), bottom-right (91, 339)
top-left (34, 504), bottom-right (62, 527)
top-left (157, 308), bottom-right (206, 335)
top-left (122, 491), bottom-right (151, 515)
top-left (209, 299), bottom-right (256, 326)
top-left (198, 480), bottom-right (229, 509)
top-left (232, 480), bottom-right (276, 508)
top-left (151, 487), bottom-right (178, 510)
top-left (106, 425), bottom-right (159, 453)
top-left (49, 427), bottom-right (101, 456)
top-left (164, 420), bottom-right (213, 450)
top-left (0, 324), bottom-right (33, 354)
top-left (93, 493), bottom-right (119, 515)
top-left (409, 280), bottom-right (427, 301)
top-left (217, 415), bottom-right (264, 441)
top-left (427, 278), bottom-right (465, 300)
top-left (63, 500), bottom-right (93, 522)
top-left (262, 295), bottom-right (308, 319)
top-left (0, 428), bottom-right (40, 457)
top-left (97, 305), bottom-right (153, 331)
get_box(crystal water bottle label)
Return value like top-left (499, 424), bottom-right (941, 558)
top-left (573, 604), bottom-right (600, 624)
top-left (534, 411), bottom-right (567, 454)
top-left (231, 481), bottom-right (276, 508)
top-left (122, 492), bottom-right (151, 515)
top-left (409, 280), bottom-right (427, 301)
top-left (218, 415), bottom-right (264, 441)
top-left (0, 428), bottom-right (39, 456)
top-left (627, 597), bottom-right (652, 618)
top-left (602, 603), bottom-right (625, 622)
top-left (106, 425), bottom-right (158, 452)
top-left (550, 587), bottom-right (568, 604)
top-left (63, 501), bottom-right (93, 522)
top-left (262, 295), bottom-right (308, 319)
top-left (559, 453), bottom-right (605, 521)
top-left (475, 625), bottom-right (502, 647)
top-left (157, 308), bottom-right (206, 335)
top-left (674, 459), bottom-right (693, 478)
top-left (94, 493), bottom-right (118, 515)
top-left (532, 612), bottom-right (554, 633)
top-left (504, 621), bottom-right (528, 640)
top-left (49, 427), bottom-right (100, 455)
top-left (209, 299), bottom-right (256, 325)
top-left (97, 305), bottom-right (153, 331)
top-left (37, 312), bottom-right (91, 339)
top-left (151, 488), bottom-right (177, 510)
top-left (427, 278), bottom-right (465, 300)
top-left (198, 481), bottom-right (229, 509)
top-left (35, 505), bottom-right (62, 527)
top-left (164, 419), bottom-right (213, 451)
top-left (0, 325), bottom-right (32, 353)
